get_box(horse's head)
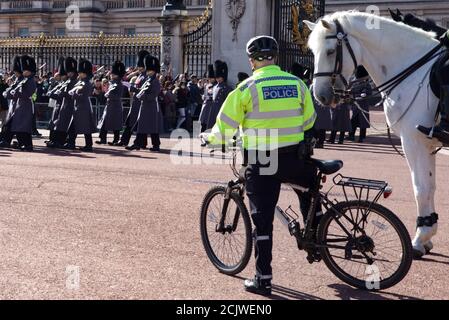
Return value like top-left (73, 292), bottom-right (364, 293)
top-left (305, 18), bottom-right (360, 107)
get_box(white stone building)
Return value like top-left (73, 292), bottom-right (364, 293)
top-left (0, 0), bottom-right (208, 37)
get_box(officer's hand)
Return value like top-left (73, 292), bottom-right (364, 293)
top-left (441, 31), bottom-right (449, 47)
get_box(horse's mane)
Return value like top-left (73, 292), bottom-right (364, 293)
top-left (308, 11), bottom-right (437, 54)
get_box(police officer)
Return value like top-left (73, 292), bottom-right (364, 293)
top-left (47, 57), bottom-right (78, 149)
top-left (201, 36), bottom-right (318, 296)
top-left (46, 57), bottom-right (67, 146)
top-left (0, 55), bottom-right (37, 151)
top-left (126, 55), bottom-right (161, 152)
top-left (96, 61), bottom-right (125, 145)
top-left (67, 58), bottom-right (96, 152)
top-left (119, 50), bottom-right (149, 147)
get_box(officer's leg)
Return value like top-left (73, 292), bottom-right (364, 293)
top-left (113, 130), bottom-right (120, 143)
top-left (245, 164), bottom-right (281, 295)
top-left (65, 123), bottom-right (77, 149)
top-left (150, 133), bottom-right (161, 151)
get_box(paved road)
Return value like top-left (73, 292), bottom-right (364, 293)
top-left (0, 113), bottom-right (448, 300)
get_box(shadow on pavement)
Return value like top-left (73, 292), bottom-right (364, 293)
top-left (327, 283), bottom-right (421, 300)
top-left (418, 252), bottom-right (449, 266)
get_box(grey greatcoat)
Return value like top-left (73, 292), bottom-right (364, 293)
top-left (208, 82), bottom-right (231, 129)
top-left (6, 76), bottom-right (36, 134)
top-left (47, 81), bottom-right (65, 130)
top-left (350, 80), bottom-right (373, 130)
top-left (135, 75), bottom-right (161, 135)
top-left (126, 73), bottom-right (147, 130)
top-left (199, 83), bottom-right (215, 129)
top-left (71, 80), bottom-right (96, 135)
top-left (310, 86), bottom-right (332, 131)
top-left (331, 103), bottom-right (352, 132)
top-left (3, 76), bottom-right (23, 128)
top-left (54, 77), bottom-right (77, 132)
top-left (97, 80), bottom-right (124, 132)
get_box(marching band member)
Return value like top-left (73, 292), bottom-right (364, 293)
top-left (126, 55), bottom-right (161, 152)
top-left (48, 57), bottom-right (78, 149)
top-left (118, 50), bottom-right (149, 147)
top-left (46, 57), bottom-right (67, 145)
top-left (0, 55), bottom-right (37, 151)
top-left (66, 58), bottom-right (96, 152)
top-left (96, 61), bottom-right (125, 146)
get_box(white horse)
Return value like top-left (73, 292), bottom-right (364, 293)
top-left (305, 11), bottom-right (444, 258)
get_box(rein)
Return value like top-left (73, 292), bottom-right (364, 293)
top-left (313, 19), bottom-right (446, 157)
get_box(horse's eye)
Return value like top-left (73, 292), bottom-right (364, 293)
top-left (327, 49), bottom-right (336, 56)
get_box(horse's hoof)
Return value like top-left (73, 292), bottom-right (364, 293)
top-left (413, 249), bottom-right (425, 260)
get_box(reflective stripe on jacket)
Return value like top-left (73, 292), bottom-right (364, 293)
top-left (208, 65), bottom-right (316, 150)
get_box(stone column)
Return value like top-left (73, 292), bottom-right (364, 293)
top-left (157, 2), bottom-right (188, 77)
top-left (212, 0), bottom-right (272, 86)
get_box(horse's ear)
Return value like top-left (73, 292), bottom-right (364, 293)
top-left (321, 19), bottom-right (332, 30)
top-left (304, 20), bottom-right (316, 31)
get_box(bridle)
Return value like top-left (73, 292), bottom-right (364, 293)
top-left (313, 19), bottom-right (444, 101)
top-left (313, 20), bottom-right (358, 100)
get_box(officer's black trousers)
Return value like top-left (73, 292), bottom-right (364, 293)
top-left (244, 149), bottom-right (320, 280)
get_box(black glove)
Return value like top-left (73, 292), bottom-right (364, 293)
top-left (440, 31), bottom-right (449, 48)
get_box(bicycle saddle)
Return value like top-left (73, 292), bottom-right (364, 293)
top-left (309, 159), bottom-right (344, 175)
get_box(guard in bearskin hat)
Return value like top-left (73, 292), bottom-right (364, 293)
top-left (126, 55), bottom-right (161, 152)
top-left (207, 60), bottom-right (231, 130)
top-left (96, 61), bottom-right (126, 145)
top-left (199, 64), bottom-right (217, 132)
top-left (118, 50), bottom-right (150, 146)
top-left (65, 58), bottom-right (96, 152)
top-left (0, 55), bottom-right (37, 151)
top-left (47, 56), bottom-right (78, 149)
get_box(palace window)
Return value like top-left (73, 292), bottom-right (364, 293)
top-left (123, 27), bottom-right (136, 36)
top-left (17, 27), bottom-right (30, 37)
top-left (55, 28), bottom-right (66, 36)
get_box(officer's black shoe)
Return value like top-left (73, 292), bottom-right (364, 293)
top-left (125, 145), bottom-right (141, 151)
top-left (108, 141), bottom-right (120, 146)
top-left (95, 140), bottom-right (107, 145)
top-left (417, 124), bottom-right (449, 146)
top-left (244, 278), bottom-right (272, 297)
top-left (149, 146), bottom-right (161, 152)
top-left (63, 143), bottom-right (76, 150)
top-left (79, 146), bottom-right (93, 152)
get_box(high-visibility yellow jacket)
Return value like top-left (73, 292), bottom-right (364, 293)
top-left (208, 65), bottom-right (316, 150)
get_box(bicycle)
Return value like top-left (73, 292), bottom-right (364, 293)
top-left (199, 145), bottom-right (413, 291)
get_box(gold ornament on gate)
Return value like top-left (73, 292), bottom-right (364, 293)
top-left (291, 0), bottom-right (314, 53)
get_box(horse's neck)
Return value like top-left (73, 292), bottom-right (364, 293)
top-left (349, 16), bottom-right (438, 88)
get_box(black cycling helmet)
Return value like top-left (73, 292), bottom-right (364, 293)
top-left (246, 35), bottom-right (279, 61)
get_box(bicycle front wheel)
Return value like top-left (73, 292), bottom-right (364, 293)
top-left (318, 201), bottom-right (413, 290)
top-left (200, 186), bottom-right (253, 275)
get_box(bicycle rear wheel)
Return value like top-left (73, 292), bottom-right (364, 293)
top-left (318, 201), bottom-right (413, 290)
top-left (200, 186), bottom-right (253, 275)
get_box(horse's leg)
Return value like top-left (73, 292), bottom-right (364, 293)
top-left (401, 135), bottom-right (438, 258)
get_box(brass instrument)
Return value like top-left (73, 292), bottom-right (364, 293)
top-left (68, 80), bottom-right (85, 96)
top-left (104, 82), bottom-right (118, 99)
top-left (136, 77), bottom-right (153, 100)
top-left (9, 77), bottom-right (29, 96)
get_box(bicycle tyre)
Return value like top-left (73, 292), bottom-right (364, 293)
top-left (318, 200), bottom-right (413, 290)
top-left (200, 186), bottom-right (253, 275)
